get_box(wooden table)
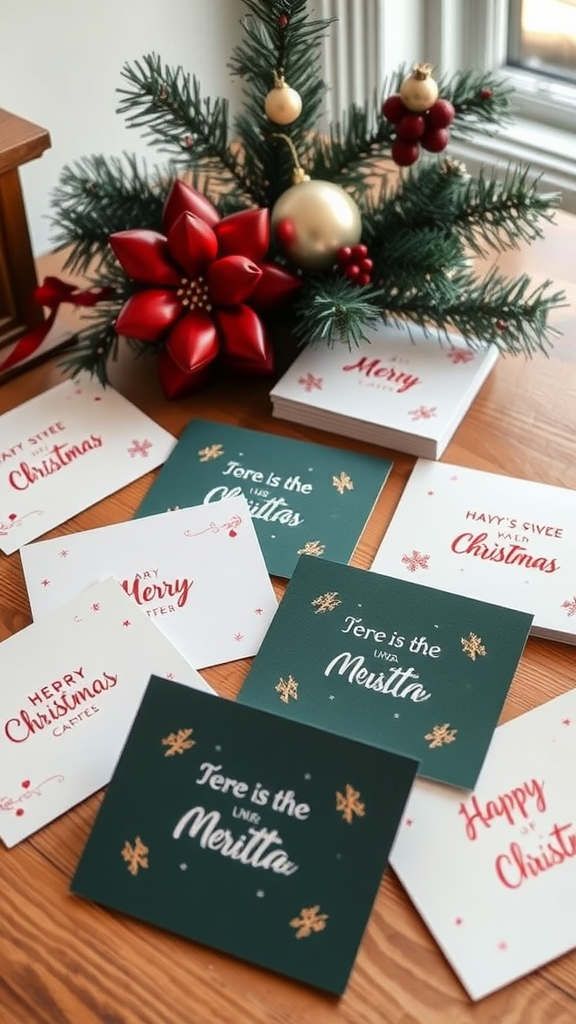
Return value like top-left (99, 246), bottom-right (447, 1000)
top-left (1, 216), bottom-right (575, 1023)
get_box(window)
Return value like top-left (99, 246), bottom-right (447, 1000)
top-left (508, 0), bottom-right (576, 85)
top-left (422, 0), bottom-right (576, 212)
top-left (319, 1), bottom-right (576, 213)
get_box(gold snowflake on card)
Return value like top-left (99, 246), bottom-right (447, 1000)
top-left (311, 591), bottom-right (341, 614)
top-left (121, 836), bottom-right (149, 875)
top-left (425, 723), bottom-right (458, 748)
top-left (290, 905), bottom-right (329, 939)
top-left (332, 472), bottom-right (354, 494)
top-left (275, 676), bottom-right (299, 703)
top-left (297, 540), bottom-right (326, 557)
top-left (461, 632), bottom-right (487, 660)
top-left (198, 443), bottom-right (224, 462)
top-left (335, 784), bottom-right (366, 824)
top-left (162, 728), bottom-right (196, 756)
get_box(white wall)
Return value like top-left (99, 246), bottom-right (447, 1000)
top-left (0, 0), bottom-right (244, 256)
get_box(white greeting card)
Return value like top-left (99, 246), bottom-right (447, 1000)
top-left (390, 690), bottom-right (576, 1001)
top-left (0, 374), bottom-right (175, 554)
top-left (270, 322), bottom-right (498, 458)
top-left (20, 496), bottom-right (278, 669)
top-left (370, 459), bottom-right (576, 644)
top-left (0, 577), bottom-right (214, 848)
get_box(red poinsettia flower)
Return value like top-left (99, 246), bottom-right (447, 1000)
top-left (109, 179), bottom-right (302, 399)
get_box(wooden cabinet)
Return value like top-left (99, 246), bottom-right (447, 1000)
top-left (0, 108), bottom-right (51, 351)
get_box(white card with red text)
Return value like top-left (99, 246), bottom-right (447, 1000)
top-left (270, 321), bottom-right (498, 458)
top-left (390, 690), bottom-right (576, 1001)
top-left (0, 577), bottom-right (214, 848)
top-left (0, 374), bottom-right (176, 555)
top-left (370, 459), bottom-right (576, 644)
top-left (20, 496), bottom-right (278, 669)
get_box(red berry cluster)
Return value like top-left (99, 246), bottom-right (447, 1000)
top-left (381, 93), bottom-right (455, 167)
top-left (337, 244), bottom-right (373, 286)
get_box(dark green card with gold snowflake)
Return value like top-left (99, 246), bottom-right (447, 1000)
top-left (70, 677), bottom-right (418, 995)
top-left (238, 556), bottom-right (534, 789)
top-left (134, 419), bottom-right (392, 578)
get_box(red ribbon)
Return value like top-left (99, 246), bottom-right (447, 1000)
top-left (0, 276), bottom-right (114, 375)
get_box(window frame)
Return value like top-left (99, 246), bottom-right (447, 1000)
top-left (421, 0), bottom-right (576, 212)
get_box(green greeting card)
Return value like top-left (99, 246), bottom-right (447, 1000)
top-left (71, 678), bottom-right (418, 995)
top-left (238, 557), bottom-right (533, 790)
top-left (134, 420), bottom-right (392, 578)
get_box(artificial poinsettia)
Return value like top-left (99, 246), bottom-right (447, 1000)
top-left (109, 179), bottom-right (302, 398)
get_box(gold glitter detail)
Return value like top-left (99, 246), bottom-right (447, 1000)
top-left (275, 675), bottom-right (299, 703)
top-left (425, 724), bottom-right (458, 748)
top-left (311, 591), bottom-right (341, 613)
top-left (461, 632), bottom-right (487, 660)
top-left (198, 444), bottom-right (224, 462)
top-left (121, 837), bottom-right (149, 875)
top-left (333, 472), bottom-right (353, 494)
top-left (162, 728), bottom-right (196, 756)
top-left (297, 540), bottom-right (326, 557)
top-left (290, 905), bottom-right (329, 939)
top-left (335, 784), bottom-right (366, 823)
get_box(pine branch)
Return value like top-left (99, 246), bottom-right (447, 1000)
top-left (361, 159), bottom-right (560, 274)
top-left (49, 153), bottom-right (167, 274)
top-left (454, 164), bottom-right (561, 254)
top-left (116, 53), bottom-right (254, 201)
top-left (292, 276), bottom-right (384, 347)
top-left (396, 266), bottom-right (566, 356)
top-left (291, 262), bottom-right (565, 359)
top-left (438, 68), bottom-right (515, 138)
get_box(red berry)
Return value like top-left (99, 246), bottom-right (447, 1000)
top-left (337, 246), bottom-right (352, 266)
top-left (391, 139), bottom-right (420, 167)
top-left (396, 114), bottom-right (426, 141)
top-left (381, 93), bottom-right (408, 124)
top-left (278, 14), bottom-right (288, 28)
top-left (345, 264), bottom-right (361, 281)
top-left (480, 87), bottom-right (493, 100)
top-left (426, 99), bottom-right (455, 129)
top-left (359, 258), bottom-right (373, 274)
top-left (351, 244), bottom-right (368, 261)
top-left (421, 127), bottom-right (449, 153)
top-left (358, 273), bottom-right (371, 287)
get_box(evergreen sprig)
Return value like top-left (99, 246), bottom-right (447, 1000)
top-left (48, 0), bottom-right (566, 385)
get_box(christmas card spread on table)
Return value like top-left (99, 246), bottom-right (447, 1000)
top-left (0, 374), bottom-right (176, 555)
top-left (20, 496), bottom-right (277, 670)
top-left (70, 677), bottom-right (419, 995)
top-left (133, 419), bottom-right (393, 579)
top-left (269, 321), bottom-right (499, 459)
top-left (237, 556), bottom-right (532, 790)
top-left (0, 578), bottom-right (214, 849)
top-left (390, 689), bottom-right (576, 1001)
top-left (370, 459), bottom-right (576, 645)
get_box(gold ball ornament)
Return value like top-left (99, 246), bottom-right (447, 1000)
top-left (271, 179), bottom-right (362, 271)
top-left (264, 80), bottom-right (303, 125)
top-left (400, 62), bottom-right (439, 112)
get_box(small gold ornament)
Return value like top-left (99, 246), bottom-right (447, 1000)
top-left (400, 62), bottom-right (439, 113)
top-left (264, 76), bottom-right (303, 125)
top-left (271, 179), bottom-right (362, 271)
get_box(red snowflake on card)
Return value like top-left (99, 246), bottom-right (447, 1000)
top-left (446, 349), bottom-right (475, 364)
top-left (298, 373), bottom-right (323, 393)
top-left (401, 550), bottom-right (430, 572)
top-left (408, 406), bottom-right (437, 421)
top-left (561, 596), bottom-right (576, 617)
top-left (127, 439), bottom-right (153, 458)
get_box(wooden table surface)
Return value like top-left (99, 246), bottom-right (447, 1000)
top-left (1, 215), bottom-right (575, 1023)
